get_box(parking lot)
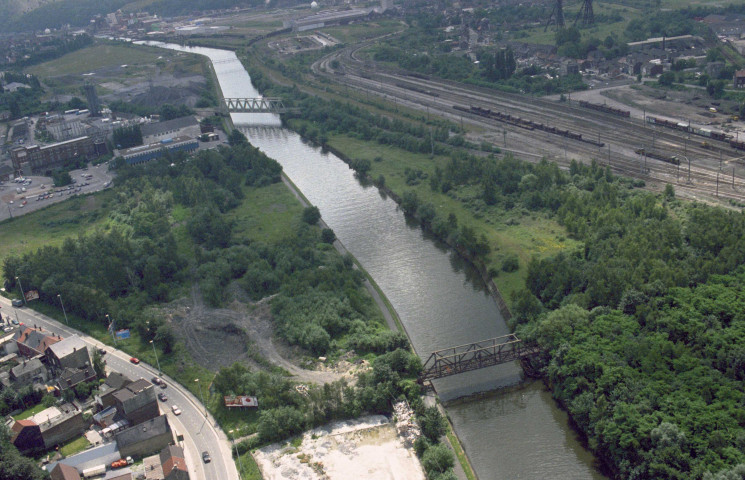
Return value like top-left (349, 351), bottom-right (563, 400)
top-left (0, 163), bottom-right (114, 222)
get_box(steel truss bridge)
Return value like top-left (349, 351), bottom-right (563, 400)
top-left (223, 97), bottom-right (293, 114)
top-left (419, 334), bottom-right (541, 382)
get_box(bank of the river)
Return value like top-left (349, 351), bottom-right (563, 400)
top-left (150, 40), bottom-right (606, 479)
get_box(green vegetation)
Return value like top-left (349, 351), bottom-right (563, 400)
top-left (59, 436), bottom-right (91, 457)
top-left (12, 403), bottom-right (47, 421)
top-left (0, 424), bottom-right (47, 480)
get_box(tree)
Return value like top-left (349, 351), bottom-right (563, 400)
top-left (321, 228), bottom-right (336, 244)
top-left (422, 443), bottom-right (455, 475)
top-left (228, 129), bottom-right (248, 146)
top-left (418, 406), bottom-right (447, 442)
top-left (658, 71), bottom-right (675, 87)
top-left (302, 206), bottom-right (321, 225)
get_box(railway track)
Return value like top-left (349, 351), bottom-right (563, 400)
top-left (310, 42), bottom-right (745, 203)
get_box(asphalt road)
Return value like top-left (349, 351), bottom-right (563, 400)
top-left (0, 296), bottom-right (239, 480)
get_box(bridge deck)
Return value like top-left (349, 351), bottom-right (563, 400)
top-left (419, 334), bottom-right (540, 381)
top-left (223, 97), bottom-right (292, 114)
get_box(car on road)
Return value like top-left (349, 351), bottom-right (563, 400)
top-left (158, 392), bottom-right (168, 402)
top-left (151, 377), bottom-right (163, 386)
top-left (98, 348), bottom-right (106, 356)
top-left (12, 299), bottom-right (23, 307)
top-left (171, 405), bottom-right (182, 415)
top-left (202, 451), bottom-right (211, 463)
top-left (129, 357), bottom-right (140, 364)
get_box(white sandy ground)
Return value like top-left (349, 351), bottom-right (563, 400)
top-left (253, 415), bottom-right (426, 480)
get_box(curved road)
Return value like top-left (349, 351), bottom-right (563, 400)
top-left (0, 296), bottom-right (239, 480)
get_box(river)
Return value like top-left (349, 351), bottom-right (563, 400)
top-left (140, 40), bottom-right (606, 480)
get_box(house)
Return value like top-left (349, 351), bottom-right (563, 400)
top-left (46, 335), bottom-right (91, 372)
top-left (49, 463), bottom-right (81, 480)
top-left (115, 414), bottom-right (173, 458)
top-left (107, 472), bottom-right (133, 480)
top-left (10, 419), bottom-right (43, 452)
top-left (113, 379), bottom-right (158, 425)
top-left (140, 116), bottom-right (200, 144)
top-left (10, 357), bottom-right (48, 384)
top-left (33, 403), bottom-right (85, 449)
top-left (56, 366), bottom-right (97, 393)
top-left (95, 372), bottom-right (132, 410)
top-left (14, 326), bottom-right (61, 358)
top-left (160, 444), bottom-right (189, 480)
top-left (734, 69), bottom-right (745, 88)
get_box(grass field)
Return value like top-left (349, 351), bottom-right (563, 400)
top-left (26, 42), bottom-right (174, 78)
top-left (13, 403), bottom-right (47, 420)
top-left (0, 191), bottom-right (116, 279)
top-left (321, 19), bottom-right (405, 44)
top-left (59, 436), bottom-right (90, 458)
top-left (227, 181), bottom-right (305, 245)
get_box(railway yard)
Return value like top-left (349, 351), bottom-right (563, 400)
top-left (311, 40), bottom-right (745, 205)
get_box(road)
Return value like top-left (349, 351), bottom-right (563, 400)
top-left (0, 296), bottom-right (239, 480)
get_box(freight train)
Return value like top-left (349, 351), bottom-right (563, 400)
top-left (634, 148), bottom-right (680, 165)
top-left (646, 116), bottom-right (731, 142)
top-left (455, 105), bottom-right (604, 147)
top-left (578, 100), bottom-right (631, 118)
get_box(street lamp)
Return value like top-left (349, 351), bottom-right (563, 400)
top-left (195, 378), bottom-right (207, 417)
top-left (15, 276), bottom-right (26, 306)
top-left (228, 429), bottom-right (244, 479)
top-left (106, 314), bottom-right (117, 344)
top-left (57, 294), bottom-right (68, 325)
top-left (150, 340), bottom-right (161, 375)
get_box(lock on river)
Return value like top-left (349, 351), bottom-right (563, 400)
top-left (141, 40), bottom-right (607, 480)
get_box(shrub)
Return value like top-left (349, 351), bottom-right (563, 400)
top-left (501, 254), bottom-right (519, 272)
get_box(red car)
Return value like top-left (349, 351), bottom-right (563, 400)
top-left (129, 357), bottom-right (140, 364)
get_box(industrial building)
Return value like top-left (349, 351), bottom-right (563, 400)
top-left (10, 136), bottom-right (106, 174)
top-left (141, 116), bottom-right (200, 144)
top-left (118, 136), bottom-right (198, 165)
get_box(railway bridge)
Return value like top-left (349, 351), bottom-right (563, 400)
top-left (223, 97), bottom-right (295, 114)
top-left (418, 334), bottom-right (541, 382)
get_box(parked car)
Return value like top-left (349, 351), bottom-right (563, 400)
top-left (202, 451), bottom-right (211, 463)
top-left (158, 392), bottom-right (168, 402)
top-left (171, 405), bottom-right (181, 415)
top-left (11, 299), bottom-right (23, 307)
top-left (151, 377), bottom-right (163, 386)
top-left (129, 357), bottom-right (140, 364)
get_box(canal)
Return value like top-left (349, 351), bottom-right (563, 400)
top-left (142, 41), bottom-right (605, 480)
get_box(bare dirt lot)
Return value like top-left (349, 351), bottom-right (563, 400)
top-left (166, 287), bottom-right (367, 384)
top-left (253, 416), bottom-right (426, 480)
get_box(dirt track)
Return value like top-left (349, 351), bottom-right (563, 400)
top-left (168, 286), bottom-right (360, 385)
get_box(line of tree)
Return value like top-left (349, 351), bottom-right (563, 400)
top-left (112, 125), bottom-right (143, 149)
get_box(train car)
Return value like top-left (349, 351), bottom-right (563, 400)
top-left (731, 139), bottom-right (745, 151)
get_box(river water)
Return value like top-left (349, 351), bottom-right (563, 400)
top-left (141, 41), bottom-right (605, 480)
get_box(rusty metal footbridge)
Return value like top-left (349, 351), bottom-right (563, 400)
top-left (223, 97), bottom-right (293, 114)
top-left (419, 334), bottom-right (541, 382)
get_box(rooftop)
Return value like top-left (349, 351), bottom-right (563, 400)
top-left (11, 357), bottom-right (44, 378)
top-left (47, 335), bottom-right (88, 360)
top-left (112, 378), bottom-right (152, 403)
top-left (141, 116), bottom-right (198, 138)
top-left (115, 415), bottom-right (171, 449)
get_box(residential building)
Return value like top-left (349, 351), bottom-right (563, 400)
top-left (33, 403), bottom-right (85, 449)
top-left (46, 335), bottom-right (91, 372)
top-left (95, 372), bottom-right (132, 410)
top-left (113, 379), bottom-right (159, 425)
top-left (10, 357), bottom-right (48, 384)
top-left (115, 415), bottom-right (173, 458)
top-left (10, 419), bottom-right (43, 452)
top-left (14, 326), bottom-right (61, 358)
top-left (735, 69), bottom-right (745, 88)
top-left (11, 403), bottom-right (84, 451)
top-left (160, 444), bottom-right (189, 480)
top-left (56, 365), bottom-right (97, 393)
top-left (49, 463), bottom-right (81, 480)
